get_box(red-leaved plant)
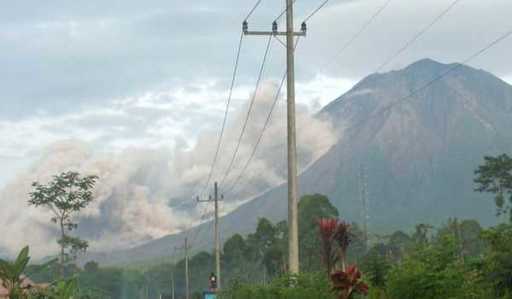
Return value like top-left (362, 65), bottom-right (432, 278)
top-left (333, 221), bottom-right (352, 271)
top-left (318, 218), bottom-right (338, 275)
top-left (318, 218), bottom-right (368, 298)
top-left (331, 265), bottom-right (369, 299)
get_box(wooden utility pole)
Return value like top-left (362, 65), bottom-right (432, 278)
top-left (197, 181), bottom-right (223, 289)
top-left (243, 0), bottom-right (306, 274)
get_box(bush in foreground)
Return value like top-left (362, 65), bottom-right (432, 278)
top-left (219, 272), bottom-right (335, 299)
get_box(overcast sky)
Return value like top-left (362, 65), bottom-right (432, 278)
top-left (1, 0), bottom-right (512, 257)
top-left (1, 0), bottom-right (511, 185)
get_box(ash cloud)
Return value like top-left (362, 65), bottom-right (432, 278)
top-left (0, 82), bottom-right (336, 259)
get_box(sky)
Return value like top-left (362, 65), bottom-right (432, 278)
top-left (1, 0), bottom-right (511, 257)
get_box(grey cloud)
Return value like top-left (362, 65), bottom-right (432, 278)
top-left (298, 0), bottom-right (512, 81)
top-left (0, 0), bottom-right (362, 120)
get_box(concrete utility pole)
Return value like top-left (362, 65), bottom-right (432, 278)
top-left (175, 238), bottom-right (191, 299)
top-left (243, 0), bottom-right (306, 274)
top-left (171, 248), bottom-right (176, 299)
top-left (184, 238), bottom-right (190, 299)
top-left (197, 181), bottom-right (223, 289)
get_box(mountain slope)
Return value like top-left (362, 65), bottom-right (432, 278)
top-left (84, 59), bottom-right (512, 265)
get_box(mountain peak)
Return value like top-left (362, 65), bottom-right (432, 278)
top-left (401, 58), bottom-right (457, 78)
top-left (354, 59), bottom-right (453, 89)
top-left (323, 58), bottom-right (512, 120)
top-left (406, 58), bottom-right (446, 69)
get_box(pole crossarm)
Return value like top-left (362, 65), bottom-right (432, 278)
top-left (244, 31), bottom-right (306, 36)
top-left (242, 19), bottom-right (307, 37)
top-left (196, 195), bottom-right (224, 203)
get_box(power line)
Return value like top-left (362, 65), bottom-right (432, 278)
top-left (223, 38), bottom-right (302, 195)
top-left (218, 35), bottom-right (273, 189)
top-left (194, 0), bottom-right (267, 199)
top-left (302, 0), bottom-right (330, 23)
top-left (245, 0), bottom-right (264, 21)
top-left (274, 0), bottom-right (297, 22)
top-left (325, 0), bottom-right (392, 68)
top-left (188, 1), bottom-right (275, 252)
top-left (189, 204), bottom-right (213, 249)
top-left (224, 71), bottom-right (287, 196)
top-left (391, 28), bottom-right (512, 106)
top-left (330, 28), bottom-right (512, 120)
top-left (376, 0), bottom-right (462, 72)
top-left (196, 32), bottom-right (245, 198)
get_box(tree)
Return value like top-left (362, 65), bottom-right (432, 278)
top-left (83, 261), bottom-right (99, 273)
top-left (347, 223), bottom-right (367, 263)
top-left (412, 224), bottom-right (433, 245)
top-left (387, 231), bottom-right (413, 261)
top-left (299, 194), bottom-right (339, 272)
top-left (223, 234), bottom-right (246, 267)
top-left (246, 218), bottom-right (289, 279)
top-left (481, 224), bottom-right (512, 296)
top-left (246, 218), bottom-right (278, 270)
top-left (360, 247), bottom-right (391, 290)
top-left (474, 154), bottom-right (512, 220)
top-left (28, 171), bottom-right (98, 277)
top-left (386, 235), bottom-right (463, 299)
top-left (437, 218), bottom-right (485, 260)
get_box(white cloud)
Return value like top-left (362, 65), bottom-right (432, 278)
top-left (296, 75), bottom-right (355, 111)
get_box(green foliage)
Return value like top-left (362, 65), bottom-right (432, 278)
top-left (29, 171), bottom-right (98, 214)
top-left (83, 261), bottom-right (99, 273)
top-left (360, 246), bottom-right (391, 289)
top-left (28, 171), bottom-right (98, 276)
top-left (47, 278), bottom-right (79, 299)
top-left (385, 230), bottom-right (495, 299)
top-left (59, 236), bottom-right (89, 262)
top-left (0, 246), bottom-right (31, 298)
top-left (386, 231), bottom-right (413, 262)
top-left (299, 194), bottom-right (339, 272)
top-left (437, 218), bottom-right (485, 259)
top-left (219, 272), bottom-right (335, 299)
top-left (474, 154), bottom-right (512, 220)
top-left (78, 267), bottom-right (143, 299)
top-left (480, 224), bottom-right (512, 297)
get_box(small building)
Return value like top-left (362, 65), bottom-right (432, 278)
top-left (0, 284), bottom-right (8, 299)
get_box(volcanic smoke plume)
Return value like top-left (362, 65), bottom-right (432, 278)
top-left (0, 82), bottom-right (337, 259)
